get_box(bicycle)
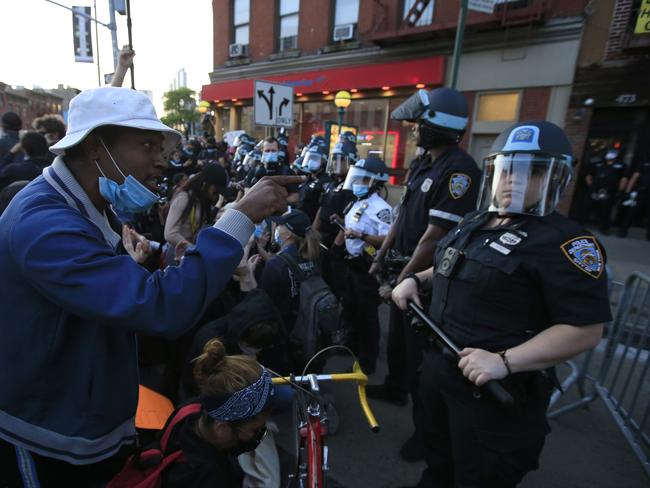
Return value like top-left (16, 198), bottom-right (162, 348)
top-left (270, 349), bottom-right (380, 488)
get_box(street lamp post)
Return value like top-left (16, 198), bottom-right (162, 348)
top-left (334, 90), bottom-right (352, 134)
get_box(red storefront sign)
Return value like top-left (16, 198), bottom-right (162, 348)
top-left (201, 56), bottom-right (445, 101)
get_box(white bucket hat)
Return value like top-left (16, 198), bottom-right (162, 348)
top-left (50, 87), bottom-right (182, 156)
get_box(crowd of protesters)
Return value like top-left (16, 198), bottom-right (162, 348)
top-left (0, 49), bottom-right (641, 488)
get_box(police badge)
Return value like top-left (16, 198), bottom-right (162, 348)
top-left (560, 236), bottom-right (604, 279)
top-left (421, 178), bottom-right (433, 193)
top-left (449, 173), bottom-right (471, 200)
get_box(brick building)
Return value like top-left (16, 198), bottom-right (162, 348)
top-left (201, 0), bottom-right (590, 179)
top-left (561, 0), bottom-right (650, 216)
top-left (0, 83), bottom-right (64, 130)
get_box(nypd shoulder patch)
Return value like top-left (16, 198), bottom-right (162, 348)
top-left (376, 208), bottom-right (392, 224)
top-left (449, 173), bottom-right (471, 200)
top-left (560, 236), bottom-right (604, 279)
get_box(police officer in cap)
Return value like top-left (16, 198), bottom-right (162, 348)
top-left (392, 121), bottom-right (610, 487)
top-left (367, 87), bottom-right (480, 412)
top-left (335, 157), bottom-right (392, 374)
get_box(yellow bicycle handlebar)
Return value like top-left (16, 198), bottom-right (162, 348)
top-left (271, 361), bottom-right (380, 432)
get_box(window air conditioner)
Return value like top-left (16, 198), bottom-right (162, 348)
top-left (228, 43), bottom-right (248, 58)
top-left (333, 23), bottom-right (355, 42)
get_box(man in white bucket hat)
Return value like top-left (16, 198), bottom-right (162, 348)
top-left (0, 87), bottom-right (301, 485)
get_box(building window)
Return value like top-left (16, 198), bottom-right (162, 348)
top-left (476, 92), bottom-right (520, 121)
top-left (233, 0), bottom-right (250, 46)
top-left (403, 0), bottom-right (434, 27)
top-left (279, 0), bottom-right (299, 51)
top-left (333, 0), bottom-right (359, 41)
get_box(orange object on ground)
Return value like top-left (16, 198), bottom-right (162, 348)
top-left (135, 385), bottom-right (175, 430)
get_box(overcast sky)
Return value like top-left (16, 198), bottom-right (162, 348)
top-left (0, 0), bottom-right (213, 114)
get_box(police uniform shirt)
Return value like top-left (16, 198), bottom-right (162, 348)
top-left (299, 173), bottom-right (333, 221)
top-left (429, 211), bottom-right (612, 352)
top-left (319, 184), bottom-right (355, 236)
top-left (394, 146), bottom-right (480, 256)
top-left (588, 159), bottom-right (626, 194)
top-left (344, 192), bottom-right (392, 256)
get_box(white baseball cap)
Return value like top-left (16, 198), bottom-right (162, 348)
top-left (50, 87), bottom-right (182, 156)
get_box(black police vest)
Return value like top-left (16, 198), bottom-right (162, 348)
top-left (429, 212), bottom-right (545, 351)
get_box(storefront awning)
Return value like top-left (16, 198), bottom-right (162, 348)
top-left (201, 56), bottom-right (445, 102)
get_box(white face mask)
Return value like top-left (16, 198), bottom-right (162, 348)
top-left (238, 342), bottom-right (262, 357)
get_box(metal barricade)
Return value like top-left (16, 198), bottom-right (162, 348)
top-left (548, 272), bottom-right (650, 479)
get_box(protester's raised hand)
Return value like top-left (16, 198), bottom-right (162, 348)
top-left (234, 175), bottom-right (305, 223)
top-left (118, 46), bottom-right (135, 68)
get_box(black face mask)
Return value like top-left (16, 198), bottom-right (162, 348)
top-left (417, 122), bottom-right (459, 150)
top-left (230, 425), bottom-right (267, 456)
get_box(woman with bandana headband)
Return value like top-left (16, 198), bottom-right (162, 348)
top-left (160, 338), bottom-right (275, 487)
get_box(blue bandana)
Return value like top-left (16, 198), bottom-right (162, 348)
top-left (202, 369), bottom-right (274, 422)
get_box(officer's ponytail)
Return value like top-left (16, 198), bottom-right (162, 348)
top-left (298, 228), bottom-right (321, 263)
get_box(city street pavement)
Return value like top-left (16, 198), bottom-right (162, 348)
top-left (274, 227), bottom-right (650, 488)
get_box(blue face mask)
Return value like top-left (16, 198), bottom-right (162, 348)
top-left (273, 228), bottom-right (283, 246)
top-left (262, 151), bottom-right (278, 164)
top-left (96, 138), bottom-right (160, 214)
top-left (352, 184), bottom-right (369, 198)
top-left (254, 223), bottom-right (266, 238)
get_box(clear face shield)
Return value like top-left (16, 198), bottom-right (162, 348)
top-left (326, 152), bottom-right (351, 177)
top-left (300, 151), bottom-right (324, 173)
top-left (342, 166), bottom-right (386, 193)
top-left (478, 153), bottom-right (573, 216)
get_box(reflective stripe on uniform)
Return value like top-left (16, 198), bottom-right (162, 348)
top-left (429, 209), bottom-right (463, 223)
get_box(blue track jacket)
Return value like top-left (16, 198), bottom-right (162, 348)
top-left (0, 158), bottom-right (252, 465)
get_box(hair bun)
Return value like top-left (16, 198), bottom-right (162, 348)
top-left (194, 338), bottom-right (227, 384)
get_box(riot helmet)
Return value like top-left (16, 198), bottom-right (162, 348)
top-left (327, 131), bottom-right (358, 177)
top-left (391, 87), bottom-right (468, 150)
top-left (300, 145), bottom-right (328, 174)
top-left (477, 121), bottom-right (574, 217)
top-left (233, 132), bottom-right (255, 148)
top-left (234, 142), bottom-right (254, 165)
top-left (242, 148), bottom-right (262, 172)
top-left (343, 157), bottom-right (390, 199)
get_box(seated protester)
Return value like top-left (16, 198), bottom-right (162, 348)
top-left (258, 210), bottom-right (321, 356)
top-left (181, 288), bottom-right (283, 399)
top-left (0, 132), bottom-right (51, 190)
top-left (164, 163), bottom-right (229, 263)
top-left (162, 339), bottom-right (275, 487)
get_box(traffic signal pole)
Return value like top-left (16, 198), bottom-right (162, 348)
top-left (449, 0), bottom-right (469, 90)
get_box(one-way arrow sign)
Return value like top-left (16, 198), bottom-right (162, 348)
top-left (254, 80), bottom-right (293, 128)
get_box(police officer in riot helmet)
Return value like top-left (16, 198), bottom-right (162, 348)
top-left (392, 121), bottom-right (610, 488)
top-left (367, 87), bottom-right (480, 437)
top-left (333, 157), bottom-right (392, 374)
top-left (298, 143), bottom-right (332, 221)
top-left (313, 132), bottom-right (359, 243)
top-left (240, 147), bottom-right (262, 186)
top-left (326, 131), bottom-right (358, 185)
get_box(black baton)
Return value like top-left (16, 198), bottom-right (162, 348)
top-left (407, 300), bottom-right (514, 407)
